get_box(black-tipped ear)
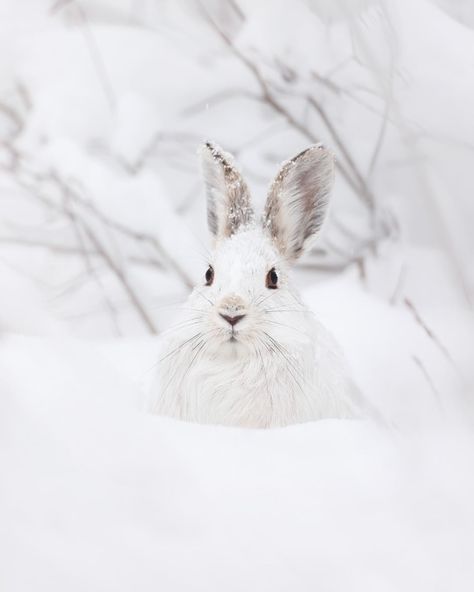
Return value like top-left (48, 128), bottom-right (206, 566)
top-left (199, 142), bottom-right (254, 241)
top-left (262, 144), bottom-right (334, 261)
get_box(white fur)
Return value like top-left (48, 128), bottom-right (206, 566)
top-left (150, 144), bottom-right (357, 428)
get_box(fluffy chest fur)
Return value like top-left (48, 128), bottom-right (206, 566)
top-left (151, 317), bottom-right (355, 428)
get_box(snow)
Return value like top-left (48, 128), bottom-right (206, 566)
top-left (1, 328), bottom-right (474, 591)
top-left (1, 0), bottom-right (474, 589)
top-left (2, 274), bottom-right (473, 590)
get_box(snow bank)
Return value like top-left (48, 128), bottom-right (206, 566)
top-left (1, 276), bottom-right (474, 590)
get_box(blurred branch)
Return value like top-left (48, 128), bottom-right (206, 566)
top-left (199, 2), bottom-right (380, 215)
top-left (367, 95), bottom-right (391, 178)
top-left (228, 0), bottom-right (245, 22)
top-left (404, 297), bottom-right (458, 370)
top-left (306, 95), bottom-right (375, 210)
top-left (14, 165), bottom-right (158, 333)
top-left (48, 169), bottom-right (193, 288)
top-left (196, 1), bottom-right (401, 269)
top-left (412, 354), bottom-right (443, 410)
top-left (76, 209), bottom-right (156, 334)
top-left (0, 123), bottom-right (193, 333)
top-left (53, 0), bottom-right (116, 111)
top-left (0, 236), bottom-right (164, 266)
top-left (62, 186), bottom-right (123, 335)
top-left (0, 236), bottom-right (100, 256)
top-left (0, 102), bottom-right (24, 139)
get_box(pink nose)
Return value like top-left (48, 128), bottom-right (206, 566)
top-left (220, 314), bottom-right (245, 327)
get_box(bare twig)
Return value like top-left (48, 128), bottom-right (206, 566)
top-left (306, 95), bottom-right (375, 210)
top-left (199, 2), bottom-right (382, 226)
top-left (228, 0), bottom-right (245, 22)
top-left (53, 1), bottom-right (116, 110)
top-left (0, 236), bottom-right (100, 256)
top-left (404, 297), bottom-right (457, 368)
top-left (62, 187), bottom-right (123, 335)
top-left (6, 149), bottom-right (193, 288)
top-left (80, 216), bottom-right (157, 333)
top-left (389, 264), bottom-right (406, 305)
top-left (0, 144), bottom-right (186, 332)
top-left (0, 101), bottom-right (23, 139)
top-left (412, 354), bottom-right (443, 410)
top-left (195, 0), bottom-right (409, 279)
top-left (367, 94), bottom-right (391, 178)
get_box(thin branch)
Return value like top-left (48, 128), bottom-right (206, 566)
top-left (412, 355), bottom-right (443, 411)
top-left (199, 3), bottom-right (379, 219)
top-left (228, 0), bottom-right (245, 22)
top-left (0, 101), bottom-right (23, 139)
top-left (404, 298), bottom-right (458, 370)
top-left (367, 94), bottom-right (391, 178)
top-left (389, 264), bottom-right (406, 305)
top-left (310, 70), bottom-right (342, 95)
top-left (2, 156), bottom-right (162, 332)
top-left (52, 1), bottom-right (116, 110)
top-left (62, 188), bottom-right (122, 336)
top-left (79, 217), bottom-right (157, 333)
top-left (0, 236), bottom-right (165, 269)
top-left (15, 156), bottom-right (193, 288)
top-left (0, 236), bottom-right (99, 256)
top-left (306, 95), bottom-right (375, 210)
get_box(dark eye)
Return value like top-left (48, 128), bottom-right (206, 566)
top-left (266, 267), bottom-right (278, 289)
top-left (205, 265), bottom-right (214, 286)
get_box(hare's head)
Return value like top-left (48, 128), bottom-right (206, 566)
top-left (189, 142), bottom-right (334, 352)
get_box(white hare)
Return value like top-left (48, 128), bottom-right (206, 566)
top-left (150, 142), bottom-right (356, 427)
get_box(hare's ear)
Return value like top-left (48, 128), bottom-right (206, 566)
top-left (199, 142), bottom-right (254, 241)
top-left (263, 144), bottom-right (334, 261)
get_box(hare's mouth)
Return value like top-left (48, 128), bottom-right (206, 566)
top-left (227, 328), bottom-right (240, 343)
top-left (218, 333), bottom-right (249, 357)
top-left (220, 326), bottom-right (245, 346)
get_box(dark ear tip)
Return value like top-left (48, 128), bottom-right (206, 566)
top-left (304, 142), bottom-right (332, 155)
top-left (308, 145), bottom-right (336, 172)
top-left (199, 140), bottom-right (225, 161)
top-left (289, 143), bottom-right (334, 164)
top-left (199, 140), bottom-right (216, 156)
top-left (199, 141), bottom-right (237, 174)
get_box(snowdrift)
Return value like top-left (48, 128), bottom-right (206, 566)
top-left (1, 280), bottom-right (473, 592)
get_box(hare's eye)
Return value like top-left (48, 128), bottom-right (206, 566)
top-left (266, 268), bottom-right (278, 289)
top-left (205, 265), bottom-right (214, 286)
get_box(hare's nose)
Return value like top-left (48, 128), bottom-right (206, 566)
top-left (220, 313), bottom-right (245, 327)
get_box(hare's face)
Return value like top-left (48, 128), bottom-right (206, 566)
top-left (189, 227), bottom-right (300, 350)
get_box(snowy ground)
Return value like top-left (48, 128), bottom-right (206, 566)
top-left (1, 1), bottom-right (474, 590)
top-left (2, 274), bottom-right (473, 591)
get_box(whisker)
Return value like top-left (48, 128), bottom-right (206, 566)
top-left (158, 332), bottom-right (202, 364)
top-left (180, 337), bottom-right (210, 386)
top-left (194, 289), bottom-right (214, 306)
top-left (145, 331), bottom-right (202, 378)
top-left (264, 319), bottom-right (309, 338)
top-left (263, 331), bottom-right (306, 396)
top-left (252, 291), bottom-right (278, 308)
top-left (157, 328), bottom-right (216, 402)
top-left (265, 308), bottom-right (315, 315)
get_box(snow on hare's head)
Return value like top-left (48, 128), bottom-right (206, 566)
top-left (193, 141), bottom-right (334, 354)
